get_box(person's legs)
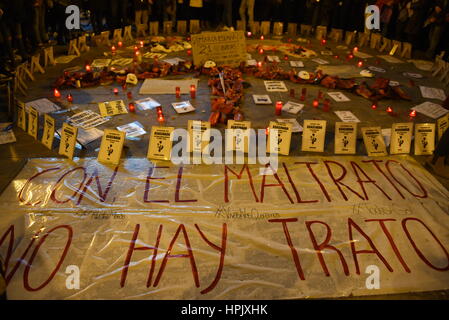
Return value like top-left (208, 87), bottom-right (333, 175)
top-left (135, 10), bottom-right (143, 26)
top-left (224, 0), bottom-right (233, 27)
top-left (247, 0), bottom-right (255, 30)
top-left (426, 26), bottom-right (443, 58)
top-left (142, 9), bottom-right (149, 26)
top-left (38, 5), bottom-right (48, 43)
top-left (32, 6), bottom-right (43, 46)
top-left (240, 0), bottom-right (248, 29)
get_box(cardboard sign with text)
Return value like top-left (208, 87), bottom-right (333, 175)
top-left (98, 100), bottom-right (128, 117)
top-left (147, 126), bottom-right (174, 161)
top-left (267, 121), bottom-right (292, 155)
top-left (58, 123), bottom-right (78, 160)
top-left (334, 122), bottom-right (357, 154)
top-left (27, 107), bottom-right (39, 139)
top-left (191, 31), bottom-right (247, 67)
top-left (361, 127), bottom-right (388, 156)
top-left (390, 123), bottom-right (413, 155)
top-left (98, 129), bottom-right (126, 165)
top-left (414, 123), bottom-right (435, 155)
top-left (42, 114), bottom-right (56, 150)
top-left (226, 120), bottom-right (251, 153)
top-left (17, 101), bottom-right (26, 131)
top-left (437, 114), bottom-right (449, 141)
top-left (301, 120), bottom-right (326, 152)
top-left (188, 120), bottom-right (211, 154)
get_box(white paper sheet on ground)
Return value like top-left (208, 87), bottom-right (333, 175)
top-left (412, 101), bottom-right (449, 119)
top-left (290, 61), bottom-right (304, 67)
top-left (246, 59), bottom-right (257, 66)
top-left (378, 55), bottom-right (404, 63)
top-left (328, 92), bottom-right (350, 102)
top-left (162, 57), bottom-right (186, 65)
top-left (282, 101), bottom-right (304, 114)
top-left (135, 97), bottom-right (161, 110)
top-left (408, 59), bottom-right (434, 71)
top-left (312, 58), bottom-right (329, 65)
top-left (111, 58), bottom-right (133, 66)
top-left (267, 56), bottom-right (281, 62)
top-left (253, 94), bottom-right (272, 104)
top-left (382, 128), bottom-right (392, 147)
top-left (354, 51), bottom-right (373, 59)
top-left (403, 72), bottom-right (423, 79)
top-left (117, 121), bottom-right (146, 139)
top-left (139, 78), bottom-right (199, 94)
top-left (334, 111), bottom-right (360, 122)
top-left (0, 123), bottom-right (16, 145)
top-left (91, 59), bottom-right (111, 68)
top-left (320, 51), bottom-right (333, 56)
top-left (76, 127), bottom-right (104, 146)
top-left (276, 118), bottom-right (303, 132)
top-left (368, 66), bottom-right (386, 73)
top-left (172, 101), bottom-right (195, 113)
top-left (55, 55), bottom-right (78, 64)
top-left (25, 98), bottom-right (61, 115)
top-left (68, 110), bottom-right (108, 129)
top-left (419, 86), bottom-right (447, 101)
top-left (264, 80), bottom-right (288, 92)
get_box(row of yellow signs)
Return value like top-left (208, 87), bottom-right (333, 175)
top-left (17, 102), bottom-right (448, 164)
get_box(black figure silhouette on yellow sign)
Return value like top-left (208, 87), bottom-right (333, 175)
top-left (398, 135), bottom-right (404, 147)
top-left (310, 133), bottom-right (317, 145)
top-left (371, 138), bottom-right (379, 150)
top-left (107, 144), bottom-right (114, 156)
top-left (157, 141), bottom-right (164, 152)
top-left (342, 136), bottom-right (349, 147)
top-left (422, 137), bottom-right (428, 149)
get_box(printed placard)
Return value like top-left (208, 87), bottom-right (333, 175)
top-left (283, 101), bottom-right (304, 114)
top-left (97, 129), bottom-right (126, 165)
top-left (147, 126), bottom-right (174, 161)
top-left (312, 58), bottom-right (329, 65)
top-left (301, 120), bottom-right (327, 152)
top-left (264, 81), bottom-right (288, 92)
top-left (226, 120), bottom-right (251, 153)
top-left (290, 61), bottom-right (304, 68)
top-left (42, 114), bottom-right (55, 150)
top-left (328, 92), bottom-right (350, 102)
top-left (27, 106), bottom-right (39, 139)
top-left (276, 118), bottom-right (302, 133)
top-left (188, 120), bottom-right (211, 154)
top-left (98, 100), bottom-right (128, 117)
top-left (253, 95), bottom-right (272, 104)
top-left (412, 102), bottom-right (449, 119)
top-left (437, 114), bottom-right (449, 140)
top-left (58, 123), bottom-right (78, 160)
top-left (267, 56), bottom-right (281, 63)
top-left (172, 101), bottom-right (195, 114)
top-left (17, 101), bottom-right (26, 131)
top-left (267, 121), bottom-right (292, 155)
top-left (361, 127), bottom-right (388, 156)
top-left (414, 123), bottom-right (435, 155)
top-left (390, 123), bottom-right (413, 155)
top-left (334, 122), bottom-right (357, 154)
top-left (191, 31), bottom-right (247, 67)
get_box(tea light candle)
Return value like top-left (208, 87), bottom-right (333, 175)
top-left (409, 110), bottom-right (417, 118)
top-left (357, 60), bottom-right (363, 68)
top-left (113, 88), bottom-right (119, 95)
top-left (176, 86), bottom-right (181, 99)
top-left (275, 101), bottom-right (283, 115)
top-left (247, 31), bottom-right (252, 37)
top-left (135, 50), bottom-right (142, 63)
top-left (386, 106), bottom-right (393, 114)
top-left (260, 35), bottom-right (264, 40)
top-left (85, 64), bottom-right (91, 72)
top-left (157, 113), bottom-right (165, 124)
top-left (321, 39), bottom-right (327, 46)
top-left (128, 103), bottom-right (135, 113)
top-left (140, 40), bottom-right (144, 48)
top-left (187, 49), bottom-right (192, 56)
top-left (111, 45), bottom-right (116, 54)
top-left (313, 99), bottom-right (319, 108)
top-left (353, 46), bottom-right (359, 52)
top-left (259, 48), bottom-right (264, 55)
top-left (257, 61), bottom-right (263, 68)
top-left (190, 84), bottom-right (196, 99)
top-left (66, 93), bottom-right (73, 103)
top-left (118, 41), bottom-right (123, 48)
top-left (54, 88), bottom-right (61, 98)
top-left (371, 103), bottom-right (377, 110)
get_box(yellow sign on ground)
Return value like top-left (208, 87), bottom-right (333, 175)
top-left (390, 123), bottom-right (413, 155)
top-left (191, 31), bottom-right (247, 67)
top-left (98, 129), bottom-right (126, 165)
top-left (58, 123), bottom-right (78, 160)
top-left (27, 107), bottom-right (39, 139)
top-left (302, 120), bottom-right (326, 152)
top-left (267, 121), bottom-right (292, 155)
top-left (42, 114), bottom-right (55, 150)
top-left (98, 100), bottom-right (128, 117)
top-left (334, 122), bottom-right (357, 154)
top-left (415, 123), bottom-right (435, 155)
top-left (362, 127), bottom-right (388, 156)
top-left (226, 120), bottom-right (252, 153)
top-left (147, 126), bottom-right (174, 161)
top-left (17, 101), bottom-right (26, 131)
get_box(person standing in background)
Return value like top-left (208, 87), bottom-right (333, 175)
top-left (134, 0), bottom-right (152, 31)
top-left (89, 0), bottom-right (108, 33)
top-left (31, 0), bottom-right (50, 47)
top-left (239, 0), bottom-right (255, 32)
top-left (424, 0), bottom-right (446, 58)
top-left (216, 0), bottom-right (233, 30)
top-left (404, 0), bottom-right (431, 49)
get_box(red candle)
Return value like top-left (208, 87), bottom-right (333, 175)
top-left (67, 94), bottom-right (73, 103)
top-left (260, 35), bottom-right (264, 40)
top-left (371, 103), bottom-right (377, 110)
top-left (156, 106), bottom-right (163, 116)
top-left (157, 114), bottom-right (165, 124)
top-left (409, 110), bottom-right (417, 118)
top-left (128, 103), bottom-right (135, 113)
top-left (176, 86), bottom-right (181, 98)
top-left (111, 45), bottom-right (116, 53)
top-left (321, 39), bottom-right (327, 46)
top-left (259, 48), bottom-right (264, 55)
top-left (290, 89), bottom-right (295, 98)
top-left (113, 88), bottom-right (119, 95)
top-left (257, 61), bottom-right (263, 68)
top-left (275, 101), bottom-right (283, 115)
top-left (300, 88), bottom-right (307, 101)
top-left (283, 55), bottom-right (289, 61)
top-left (190, 84), bottom-right (196, 99)
top-left (247, 31), bottom-right (252, 37)
top-left (85, 64), bottom-right (91, 72)
top-left (127, 91), bottom-right (132, 99)
top-left (357, 60), bottom-right (363, 68)
top-left (386, 106), bottom-right (393, 114)
top-left (134, 45), bottom-right (138, 52)
top-left (54, 88), bottom-right (61, 98)
top-left (118, 41), bottom-right (123, 48)
top-left (140, 40), bottom-right (144, 48)
top-left (313, 99), bottom-right (319, 108)
top-left (265, 127), bottom-right (270, 135)
top-left (187, 49), bottom-right (192, 56)
top-left (348, 54), bottom-right (354, 60)
top-left (353, 46), bottom-right (359, 52)
top-left (323, 99), bottom-right (330, 112)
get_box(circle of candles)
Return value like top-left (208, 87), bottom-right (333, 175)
top-left (175, 86), bottom-right (181, 99)
top-left (357, 60), bottom-right (363, 68)
top-left (187, 49), bottom-right (192, 56)
top-left (66, 94), bottom-right (73, 103)
top-left (190, 85), bottom-right (196, 99)
top-left (113, 88), bottom-right (119, 95)
top-left (409, 110), bottom-right (417, 117)
top-left (127, 91), bottom-right (133, 99)
top-left (128, 103), bottom-right (135, 113)
top-left (312, 99), bottom-right (319, 108)
top-left (275, 101), bottom-right (283, 115)
top-left (259, 48), bottom-right (264, 55)
top-left (118, 41), bottom-right (123, 48)
top-left (386, 106), bottom-right (393, 113)
top-left (54, 88), bottom-right (61, 98)
top-left (260, 35), bottom-right (264, 40)
top-left (290, 89), bottom-right (295, 98)
top-left (85, 64), bottom-right (91, 72)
